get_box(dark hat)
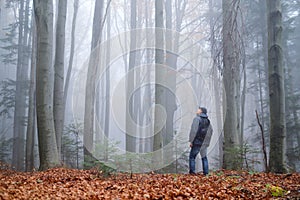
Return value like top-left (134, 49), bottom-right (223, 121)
top-left (199, 107), bottom-right (207, 114)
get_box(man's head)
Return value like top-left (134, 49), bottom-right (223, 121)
top-left (199, 107), bottom-right (207, 114)
top-left (197, 107), bottom-right (207, 115)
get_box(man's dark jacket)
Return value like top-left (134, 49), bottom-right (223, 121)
top-left (189, 113), bottom-right (213, 147)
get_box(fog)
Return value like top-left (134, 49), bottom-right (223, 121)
top-left (0, 0), bottom-right (299, 173)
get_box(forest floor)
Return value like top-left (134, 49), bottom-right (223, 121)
top-left (0, 166), bottom-right (300, 199)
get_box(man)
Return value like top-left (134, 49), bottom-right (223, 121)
top-left (189, 107), bottom-right (213, 175)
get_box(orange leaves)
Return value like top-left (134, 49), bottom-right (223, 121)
top-left (0, 168), bottom-right (299, 199)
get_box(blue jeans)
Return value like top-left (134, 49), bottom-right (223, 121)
top-left (189, 145), bottom-right (208, 175)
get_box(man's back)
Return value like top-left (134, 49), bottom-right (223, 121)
top-left (193, 114), bottom-right (210, 146)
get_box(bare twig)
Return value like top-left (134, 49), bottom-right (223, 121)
top-left (255, 110), bottom-right (268, 172)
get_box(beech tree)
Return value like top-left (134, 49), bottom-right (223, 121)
top-left (153, 0), bottom-right (164, 155)
top-left (126, 0), bottom-right (137, 153)
top-left (267, 0), bottom-right (286, 173)
top-left (33, 0), bottom-right (59, 170)
top-left (64, 0), bottom-right (79, 114)
top-left (222, 0), bottom-right (242, 169)
top-left (25, 19), bottom-right (36, 172)
top-left (83, 0), bottom-right (104, 164)
top-left (53, 0), bottom-right (67, 158)
top-left (283, 1), bottom-right (300, 171)
top-left (104, 4), bottom-right (111, 160)
top-left (12, 0), bottom-right (31, 171)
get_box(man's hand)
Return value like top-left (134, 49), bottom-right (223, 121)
top-left (190, 143), bottom-right (193, 148)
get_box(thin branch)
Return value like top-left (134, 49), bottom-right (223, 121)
top-left (255, 110), bottom-right (268, 172)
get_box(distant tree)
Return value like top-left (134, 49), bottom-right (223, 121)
top-left (281, 1), bottom-right (300, 171)
top-left (222, 0), bottom-right (242, 169)
top-left (125, 0), bottom-right (137, 153)
top-left (141, 0), bottom-right (153, 153)
top-left (105, 4), bottom-right (111, 161)
top-left (164, 0), bottom-right (181, 148)
top-left (64, 0), bottom-right (79, 116)
top-left (153, 0), bottom-right (164, 159)
top-left (33, 0), bottom-right (59, 170)
top-left (243, 0), bottom-right (270, 171)
top-left (0, 79), bottom-right (15, 118)
top-left (267, 0), bottom-right (286, 173)
top-left (0, 81), bottom-right (15, 164)
top-left (53, 0), bottom-right (67, 159)
top-left (83, 0), bottom-right (104, 165)
top-left (12, 0), bottom-right (31, 171)
top-left (26, 18), bottom-right (36, 172)
top-left (0, 22), bottom-right (18, 65)
top-left (208, 0), bottom-right (223, 168)
top-left (161, 0), bottom-right (187, 173)
top-left (0, 136), bottom-right (13, 164)
top-left (62, 123), bottom-right (83, 169)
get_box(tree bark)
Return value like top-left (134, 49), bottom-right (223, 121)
top-left (26, 17), bottom-right (36, 172)
top-left (267, 0), bottom-right (286, 173)
top-left (135, 1), bottom-right (143, 154)
top-left (240, 47), bottom-right (246, 149)
top-left (64, 0), bottom-right (79, 116)
top-left (104, 5), bottom-right (111, 160)
top-left (53, 0), bottom-right (67, 159)
top-left (33, 0), bottom-right (59, 170)
top-left (260, 0), bottom-right (268, 125)
top-left (164, 0), bottom-right (177, 147)
top-left (222, 0), bottom-right (242, 170)
top-left (154, 0), bottom-right (164, 161)
top-left (281, 10), bottom-right (299, 170)
top-left (209, 0), bottom-right (223, 169)
top-left (126, 0), bottom-right (137, 153)
top-left (142, 0), bottom-right (153, 153)
top-left (258, 0), bottom-right (269, 167)
top-left (83, 0), bottom-right (104, 164)
top-left (12, 0), bottom-right (30, 171)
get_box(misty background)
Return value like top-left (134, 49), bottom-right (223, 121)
top-left (0, 0), bottom-right (299, 173)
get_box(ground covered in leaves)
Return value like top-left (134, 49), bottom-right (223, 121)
top-left (0, 168), bottom-right (300, 199)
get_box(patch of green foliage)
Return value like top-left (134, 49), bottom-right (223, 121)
top-left (266, 184), bottom-right (287, 197)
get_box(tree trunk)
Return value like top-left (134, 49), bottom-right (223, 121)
top-left (64, 0), bottom-right (79, 116)
top-left (285, 72), bottom-right (300, 170)
top-left (240, 50), bottom-right (246, 148)
top-left (162, 0), bottom-right (187, 172)
top-left (255, 0), bottom-right (269, 171)
top-left (104, 5), bottom-right (111, 160)
top-left (26, 17), bottom-right (36, 172)
top-left (83, 0), bottom-right (104, 164)
top-left (256, 37), bottom-right (268, 171)
top-left (142, 0), bottom-right (153, 153)
top-left (12, 0), bottom-right (30, 171)
top-left (53, 0), bottom-right (67, 160)
top-left (164, 0), bottom-right (177, 148)
top-left (126, 0), bottom-right (137, 153)
top-left (135, 2), bottom-right (142, 154)
top-left (154, 0), bottom-right (164, 162)
top-left (209, 0), bottom-right (223, 168)
top-left (222, 0), bottom-right (242, 170)
top-left (33, 0), bottom-right (59, 170)
top-left (282, 25), bottom-right (297, 170)
top-left (267, 0), bottom-right (286, 173)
